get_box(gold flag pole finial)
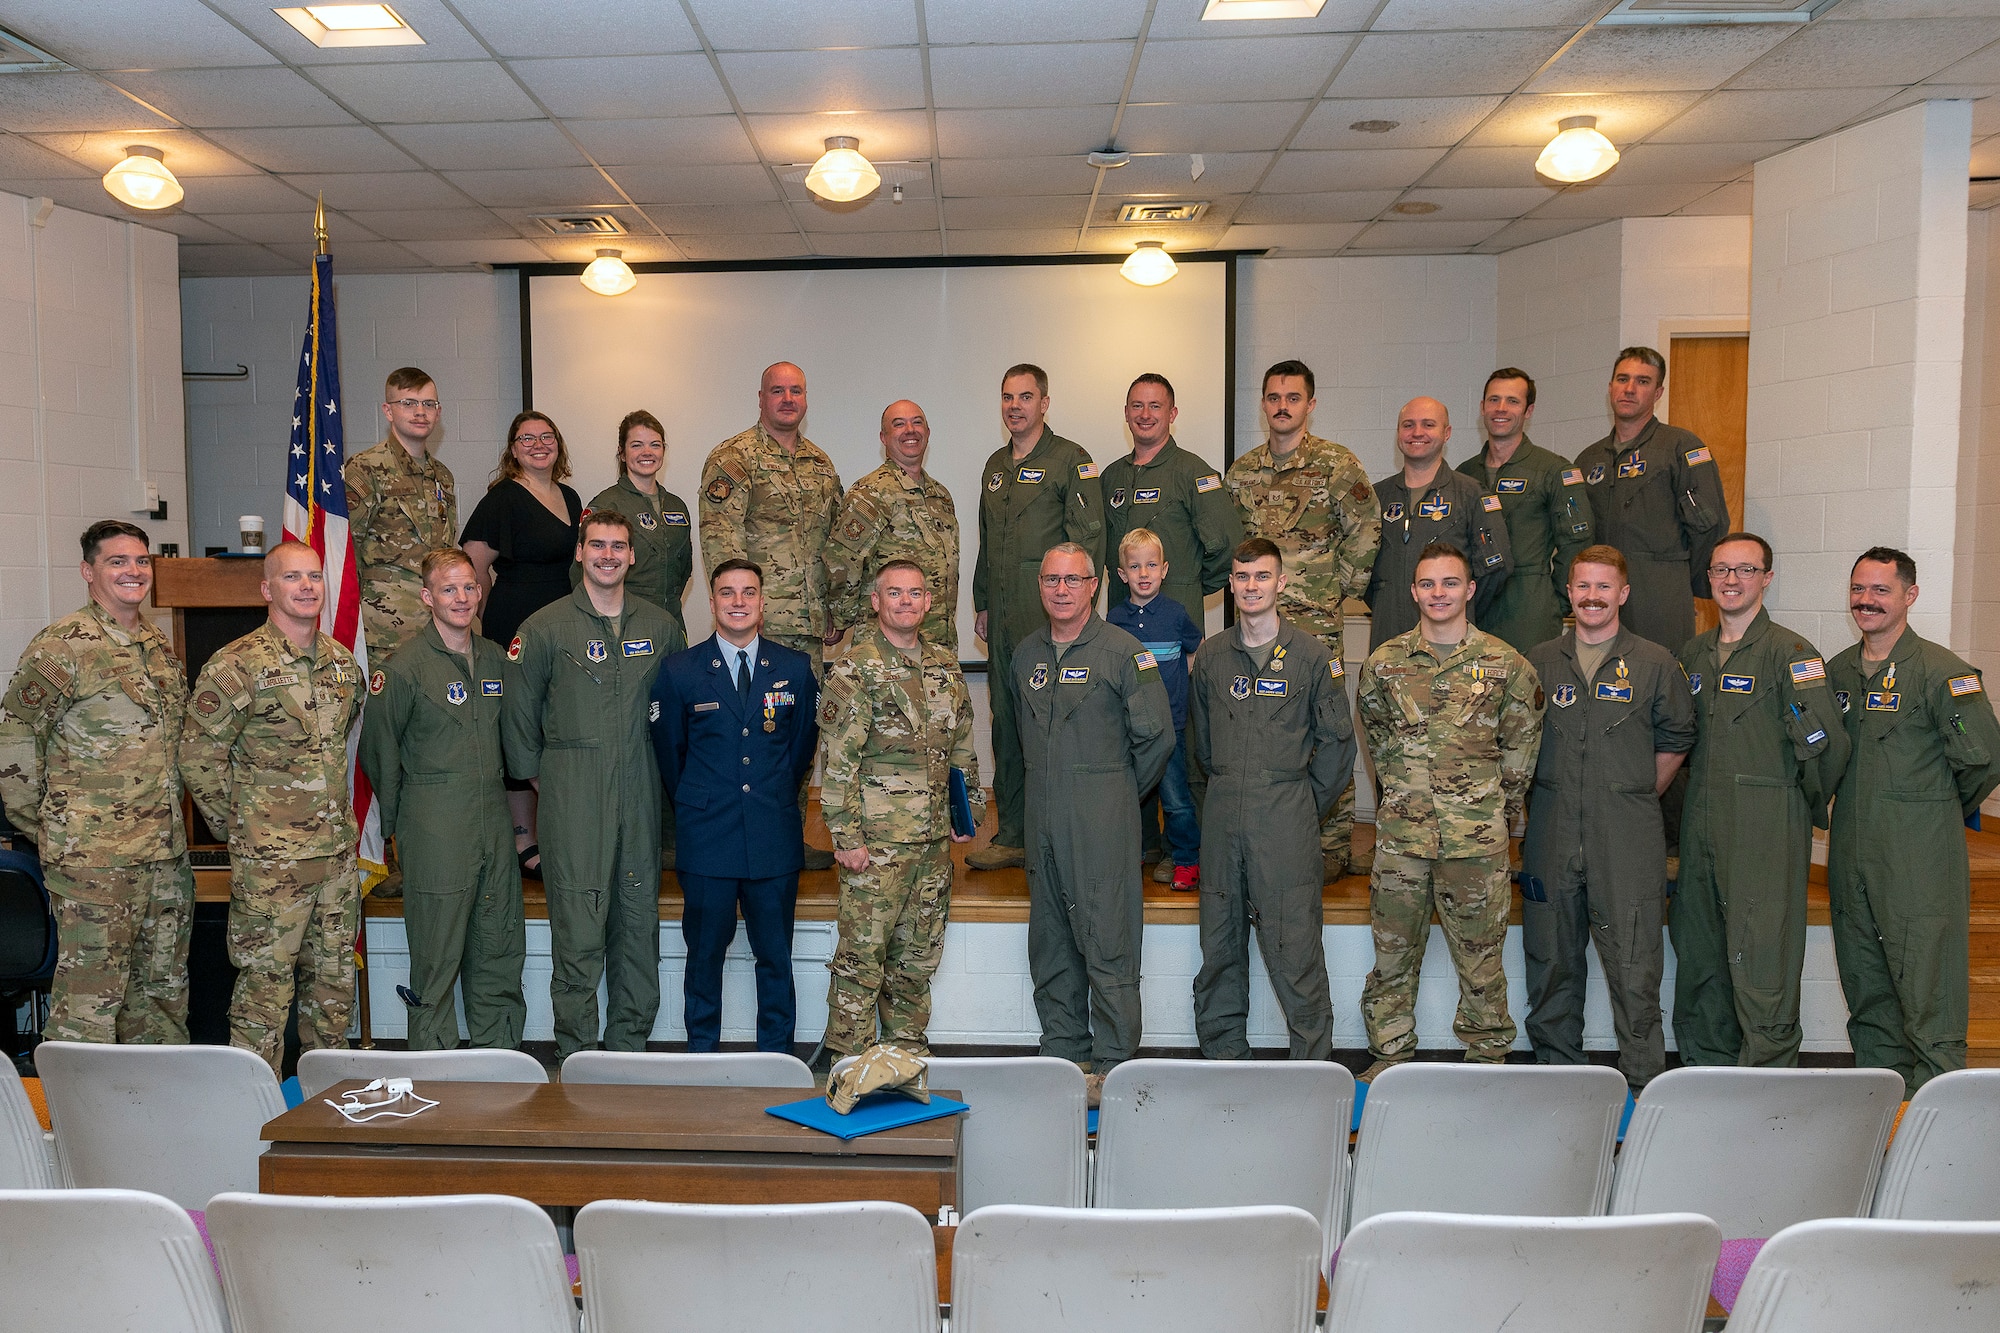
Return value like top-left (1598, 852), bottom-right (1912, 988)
top-left (314, 192), bottom-right (328, 255)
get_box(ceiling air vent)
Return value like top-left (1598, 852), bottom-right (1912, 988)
top-left (529, 213), bottom-right (625, 237)
top-left (1116, 201), bottom-right (1208, 223)
top-left (1598, 0), bottom-right (1837, 23)
top-left (0, 28), bottom-right (76, 73)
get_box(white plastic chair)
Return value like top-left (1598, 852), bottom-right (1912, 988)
top-left (575, 1199), bottom-right (938, 1333)
top-left (559, 1049), bottom-right (812, 1088)
top-left (1609, 1066), bottom-right (1903, 1237)
top-left (1325, 1210), bottom-right (1721, 1333)
top-left (297, 1045), bottom-right (549, 1099)
top-left (1725, 1218), bottom-right (2000, 1332)
top-left (0, 1188), bottom-right (229, 1333)
top-left (205, 1191), bottom-right (577, 1333)
top-left (926, 1056), bottom-right (1087, 1210)
top-left (36, 1040), bottom-right (284, 1208)
top-left (0, 1056), bottom-right (54, 1188)
top-left (1871, 1068), bottom-right (2000, 1220)
top-left (950, 1203), bottom-right (1321, 1333)
top-left (1347, 1063), bottom-right (1627, 1231)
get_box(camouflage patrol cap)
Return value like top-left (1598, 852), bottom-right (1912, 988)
top-left (825, 1043), bottom-right (931, 1114)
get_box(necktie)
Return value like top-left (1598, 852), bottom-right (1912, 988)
top-left (736, 649), bottom-right (751, 704)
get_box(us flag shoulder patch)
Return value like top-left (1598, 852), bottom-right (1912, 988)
top-left (1561, 468), bottom-right (1584, 485)
top-left (1685, 447), bottom-right (1713, 465)
top-left (1482, 494), bottom-right (1502, 512)
top-left (1133, 650), bottom-right (1158, 671)
top-left (1950, 674), bottom-right (1983, 696)
top-left (1077, 461), bottom-right (1099, 479)
top-left (1195, 474), bottom-right (1222, 493)
top-left (1789, 658), bottom-right (1826, 684)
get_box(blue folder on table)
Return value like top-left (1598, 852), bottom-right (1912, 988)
top-left (767, 1091), bottom-right (970, 1141)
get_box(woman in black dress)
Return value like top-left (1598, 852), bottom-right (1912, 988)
top-left (461, 410), bottom-right (582, 876)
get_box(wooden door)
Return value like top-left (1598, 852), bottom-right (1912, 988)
top-left (1668, 335), bottom-right (1748, 637)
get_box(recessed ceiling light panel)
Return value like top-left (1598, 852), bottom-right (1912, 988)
top-left (1201, 0), bottom-right (1329, 18)
top-left (1116, 202), bottom-right (1209, 223)
top-left (273, 5), bottom-right (424, 47)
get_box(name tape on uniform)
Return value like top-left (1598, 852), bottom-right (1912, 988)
top-left (1719, 674), bottom-right (1755, 694)
top-left (481, 680), bottom-right (503, 695)
top-left (1497, 479), bottom-right (1526, 494)
top-left (1059, 666), bottom-right (1090, 684)
top-left (1018, 467), bottom-right (1045, 483)
top-left (1255, 678), bottom-right (1287, 696)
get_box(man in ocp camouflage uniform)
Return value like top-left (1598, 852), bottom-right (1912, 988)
top-left (0, 520), bottom-right (191, 1044)
top-left (824, 400), bottom-right (959, 653)
top-left (816, 560), bottom-right (981, 1067)
top-left (1226, 359), bottom-right (1380, 879)
top-left (344, 366), bottom-right (457, 656)
top-left (1359, 541), bottom-right (1542, 1077)
top-left (181, 541), bottom-right (364, 1074)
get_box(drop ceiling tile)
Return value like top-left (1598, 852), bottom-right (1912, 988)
top-left (928, 43), bottom-right (1133, 109)
top-left (1870, 86), bottom-right (2000, 137)
top-left (1648, 87), bottom-right (1902, 144)
top-left (177, 174), bottom-right (314, 211)
top-left (1292, 97), bottom-right (1505, 150)
top-left (509, 55), bottom-right (731, 119)
top-left (1420, 144), bottom-right (1546, 188)
top-left (207, 126), bottom-right (417, 174)
top-left (203, 0), bottom-right (491, 62)
top-left (0, 73), bottom-right (177, 133)
top-left (794, 197), bottom-right (940, 232)
top-left (1471, 216), bottom-right (1606, 252)
top-left (1371, 0), bottom-right (1606, 29)
top-left (402, 239), bottom-right (554, 266)
top-left (939, 156), bottom-right (1099, 196)
top-left (196, 210), bottom-right (379, 244)
top-left (28, 129), bottom-right (262, 177)
top-left (925, 0), bottom-right (1150, 43)
top-left (1132, 35), bottom-right (1355, 103)
top-left (277, 172), bottom-right (474, 210)
top-left (1675, 181), bottom-right (1754, 215)
top-left (179, 243), bottom-right (290, 275)
top-left (1218, 221), bottom-right (1368, 251)
top-left (1466, 93), bottom-right (1703, 148)
top-left (1391, 186), bottom-right (1558, 218)
top-left (1600, 141), bottom-right (1797, 187)
top-left (1350, 218), bottom-right (1508, 248)
top-left (1116, 152), bottom-right (1274, 194)
top-left (443, 166), bottom-right (625, 208)
top-left (1828, 0), bottom-right (2000, 17)
top-left (8, 1), bottom-right (279, 70)
top-left (1146, 0), bottom-right (1378, 40)
top-left (141, 213), bottom-right (243, 244)
top-left (384, 121), bottom-right (587, 171)
top-left (607, 163), bottom-right (782, 205)
top-left (807, 231), bottom-right (944, 257)
top-left (942, 196), bottom-right (1090, 229)
top-left (1233, 190), bottom-right (1399, 224)
top-left (449, 0), bottom-right (701, 57)
top-left (1728, 19), bottom-right (2000, 90)
top-left (342, 208), bottom-right (521, 241)
top-left (935, 107), bottom-right (1110, 159)
top-left (1530, 181), bottom-right (1717, 219)
top-left (687, 0), bottom-right (919, 50)
top-left (744, 110), bottom-right (935, 163)
top-left (1327, 31), bottom-right (1572, 99)
top-left (305, 240), bottom-right (431, 271)
top-left (528, 235), bottom-right (687, 263)
top-left (672, 233), bottom-right (810, 260)
top-left (563, 115), bottom-right (760, 165)
top-left (716, 49), bottom-right (927, 115)
top-left (308, 61), bottom-right (542, 125)
top-left (1930, 44), bottom-right (2000, 83)
top-left (1115, 102), bottom-right (1312, 154)
top-left (1262, 147), bottom-right (1449, 193)
top-left (1530, 26), bottom-right (1790, 95)
top-left (635, 202), bottom-right (798, 233)
top-left (0, 134), bottom-right (95, 178)
top-left (1078, 225), bottom-right (1227, 254)
top-left (111, 67), bottom-right (354, 129)
top-left (0, 178), bottom-right (137, 216)
top-left (944, 227), bottom-right (1079, 255)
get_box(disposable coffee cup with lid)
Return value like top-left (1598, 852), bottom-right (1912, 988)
top-left (238, 515), bottom-right (265, 554)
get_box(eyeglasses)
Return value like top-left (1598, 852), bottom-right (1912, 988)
top-left (1707, 564), bottom-right (1768, 581)
top-left (1040, 573), bottom-right (1096, 589)
top-left (513, 433), bottom-right (559, 446)
top-left (388, 398), bottom-right (441, 411)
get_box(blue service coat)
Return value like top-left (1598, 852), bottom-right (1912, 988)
top-left (650, 635), bottom-right (819, 880)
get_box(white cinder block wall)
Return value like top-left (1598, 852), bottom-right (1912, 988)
top-left (1750, 99), bottom-right (1974, 654)
top-left (0, 189), bottom-right (186, 690)
top-left (1956, 209), bottom-right (2000, 682)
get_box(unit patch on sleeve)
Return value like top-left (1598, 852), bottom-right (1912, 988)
top-left (368, 670), bottom-right (385, 695)
top-left (507, 635), bottom-right (523, 662)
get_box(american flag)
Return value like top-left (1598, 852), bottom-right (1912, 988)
top-left (282, 246), bottom-right (386, 889)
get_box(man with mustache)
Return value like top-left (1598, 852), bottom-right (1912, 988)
top-left (1226, 360), bottom-right (1381, 879)
top-left (1673, 532), bottom-right (1847, 1067)
top-left (1521, 545), bottom-right (1695, 1090)
top-left (1827, 547), bottom-right (2000, 1091)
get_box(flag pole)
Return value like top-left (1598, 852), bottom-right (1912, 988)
top-left (315, 191), bottom-right (329, 256)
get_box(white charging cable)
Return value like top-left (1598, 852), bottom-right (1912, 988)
top-left (323, 1076), bottom-right (440, 1123)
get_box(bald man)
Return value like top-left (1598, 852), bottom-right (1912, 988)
top-left (1367, 397), bottom-right (1512, 650)
top-left (824, 399), bottom-right (960, 653)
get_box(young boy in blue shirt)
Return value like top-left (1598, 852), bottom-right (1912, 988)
top-left (1107, 528), bottom-right (1204, 890)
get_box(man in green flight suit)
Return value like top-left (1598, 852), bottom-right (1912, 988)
top-left (503, 510), bottom-right (685, 1057)
top-left (1829, 547), bottom-right (2000, 1091)
top-left (359, 547), bottom-right (526, 1051)
top-left (968, 364), bottom-right (1106, 872)
top-left (573, 409), bottom-right (693, 632)
top-left (1456, 368), bottom-right (1595, 653)
top-left (1674, 533), bottom-right (1848, 1067)
top-left (1015, 543), bottom-right (1175, 1090)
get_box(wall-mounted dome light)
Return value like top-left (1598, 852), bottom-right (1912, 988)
top-left (102, 146), bottom-right (183, 210)
top-left (805, 137), bottom-right (881, 203)
top-left (580, 248), bottom-right (637, 297)
top-left (1120, 241), bottom-right (1178, 287)
top-left (1536, 116), bottom-right (1620, 184)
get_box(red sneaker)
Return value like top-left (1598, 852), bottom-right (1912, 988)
top-left (1171, 864), bottom-right (1200, 891)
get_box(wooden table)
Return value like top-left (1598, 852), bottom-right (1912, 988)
top-left (260, 1080), bottom-right (960, 1216)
